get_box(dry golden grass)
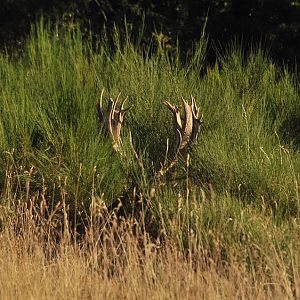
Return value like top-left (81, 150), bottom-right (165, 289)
top-left (0, 197), bottom-right (299, 300)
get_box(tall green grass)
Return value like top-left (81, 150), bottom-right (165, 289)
top-left (0, 19), bottom-right (299, 265)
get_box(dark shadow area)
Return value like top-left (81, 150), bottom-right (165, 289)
top-left (1, 1), bottom-right (300, 67)
top-left (279, 114), bottom-right (300, 148)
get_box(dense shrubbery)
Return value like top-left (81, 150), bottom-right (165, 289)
top-left (0, 19), bottom-right (300, 241)
top-left (0, 19), bottom-right (299, 297)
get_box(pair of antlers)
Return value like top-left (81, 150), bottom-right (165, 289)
top-left (97, 90), bottom-right (203, 178)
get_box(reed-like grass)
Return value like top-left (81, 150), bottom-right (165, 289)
top-left (0, 19), bottom-right (300, 298)
top-left (0, 193), bottom-right (299, 299)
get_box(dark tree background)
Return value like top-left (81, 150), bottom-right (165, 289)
top-left (1, 0), bottom-right (300, 64)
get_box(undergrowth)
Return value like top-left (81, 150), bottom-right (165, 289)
top-left (0, 19), bottom-right (300, 298)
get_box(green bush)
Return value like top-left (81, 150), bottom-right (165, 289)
top-left (0, 21), bottom-right (299, 261)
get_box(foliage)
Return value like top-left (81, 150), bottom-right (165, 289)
top-left (1, 1), bottom-right (300, 64)
top-left (0, 23), bottom-right (299, 289)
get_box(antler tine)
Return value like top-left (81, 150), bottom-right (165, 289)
top-left (115, 92), bottom-right (121, 105)
top-left (190, 95), bottom-right (203, 143)
top-left (106, 99), bottom-right (116, 141)
top-left (120, 96), bottom-right (129, 111)
top-left (191, 95), bottom-right (198, 117)
top-left (114, 96), bottom-right (130, 148)
top-left (120, 96), bottom-right (132, 114)
top-left (109, 92), bottom-right (121, 123)
top-left (164, 100), bottom-right (183, 152)
top-left (181, 97), bottom-right (193, 151)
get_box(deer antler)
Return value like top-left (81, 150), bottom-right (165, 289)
top-left (97, 89), bottom-right (130, 151)
top-left (156, 95), bottom-right (203, 179)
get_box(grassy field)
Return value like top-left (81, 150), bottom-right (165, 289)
top-left (0, 20), bottom-right (300, 298)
